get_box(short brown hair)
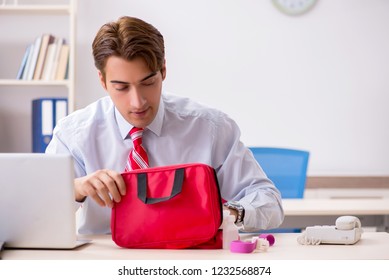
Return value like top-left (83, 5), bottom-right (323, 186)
top-left (92, 16), bottom-right (165, 78)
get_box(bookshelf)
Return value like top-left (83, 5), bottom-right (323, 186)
top-left (0, 79), bottom-right (69, 86)
top-left (0, 0), bottom-right (76, 152)
top-left (0, 0), bottom-right (76, 111)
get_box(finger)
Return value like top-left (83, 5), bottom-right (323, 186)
top-left (82, 181), bottom-right (106, 207)
top-left (90, 190), bottom-right (107, 207)
top-left (99, 171), bottom-right (122, 203)
top-left (90, 177), bottom-right (114, 208)
top-left (106, 170), bottom-right (127, 196)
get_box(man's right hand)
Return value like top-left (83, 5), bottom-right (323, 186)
top-left (74, 169), bottom-right (126, 208)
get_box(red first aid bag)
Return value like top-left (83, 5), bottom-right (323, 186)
top-left (111, 163), bottom-right (223, 249)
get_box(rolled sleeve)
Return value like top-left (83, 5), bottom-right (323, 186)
top-left (214, 114), bottom-right (284, 230)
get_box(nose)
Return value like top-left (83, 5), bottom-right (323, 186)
top-left (129, 87), bottom-right (147, 109)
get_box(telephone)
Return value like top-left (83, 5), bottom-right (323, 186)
top-left (297, 216), bottom-right (363, 245)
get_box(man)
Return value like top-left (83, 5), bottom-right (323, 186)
top-left (46, 16), bottom-right (284, 234)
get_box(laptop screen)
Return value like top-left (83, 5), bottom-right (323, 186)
top-left (0, 153), bottom-right (81, 249)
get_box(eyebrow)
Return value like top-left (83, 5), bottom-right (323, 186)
top-left (110, 71), bottom-right (158, 85)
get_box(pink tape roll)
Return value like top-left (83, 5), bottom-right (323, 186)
top-left (258, 234), bottom-right (275, 246)
top-left (230, 240), bottom-right (256, 253)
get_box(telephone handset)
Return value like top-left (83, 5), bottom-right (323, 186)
top-left (335, 215), bottom-right (362, 231)
top-left (297, 216), bottom-right (363, 245)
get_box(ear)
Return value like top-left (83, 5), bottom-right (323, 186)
top-left (161, 60), bottom-right (167, 81)
top-left (98, 71), bottom-right (107, 90)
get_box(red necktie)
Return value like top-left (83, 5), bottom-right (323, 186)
top-left (125, 127), bottom-right (149, 171)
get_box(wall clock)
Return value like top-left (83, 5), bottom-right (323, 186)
top-left (272, 0), bottom-right (318, 16)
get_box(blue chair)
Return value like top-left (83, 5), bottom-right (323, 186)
top-left (249, 147), bottom-right (310, 232)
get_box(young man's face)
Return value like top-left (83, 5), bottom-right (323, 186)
top-left (99, 56), bottom-right (166, 128)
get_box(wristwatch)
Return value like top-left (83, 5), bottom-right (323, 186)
top-left (224, 201), bottom-right (245, 225)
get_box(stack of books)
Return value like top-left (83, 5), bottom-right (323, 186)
top-left (16, 34), bottom-right (70, 81)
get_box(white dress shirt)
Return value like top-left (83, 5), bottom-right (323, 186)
top-left (46, 91), bottom-right (284, 234)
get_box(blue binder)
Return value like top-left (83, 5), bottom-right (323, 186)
top-left (32, 98), bottom-right (68, 153)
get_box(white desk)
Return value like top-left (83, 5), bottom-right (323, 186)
top-left (2, 232), bottom-right (389, 260)
top-left (281, 198), bottom-right (389, 231)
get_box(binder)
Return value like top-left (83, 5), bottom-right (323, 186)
top-left (32, 98), bottom-right (68, 153)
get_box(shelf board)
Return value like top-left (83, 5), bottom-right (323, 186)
top-left (0, 79), bottom-right (70, 87)
top-left (0, 5), bottom-right (71, 14)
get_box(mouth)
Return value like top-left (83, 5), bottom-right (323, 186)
top-left (131, 107), bottom-right (149, 117)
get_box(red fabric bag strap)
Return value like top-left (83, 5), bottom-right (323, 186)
top-left (137, 168), bottom-right (185, 204)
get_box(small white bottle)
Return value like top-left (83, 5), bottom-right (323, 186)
top-left (222, 211), bottom-right (240, 249)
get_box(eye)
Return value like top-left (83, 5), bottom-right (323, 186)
top-left (141, 77), bottom-right (157, 86)
top-left (141, 82), bottom-right (154, 87)
top-left (114, 85), bottom-right (129, 91)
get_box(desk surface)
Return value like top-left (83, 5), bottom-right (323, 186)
top-left (2, 232), bottom-right (389, 260)
top-left (282, 198), bottom-right (389, 216)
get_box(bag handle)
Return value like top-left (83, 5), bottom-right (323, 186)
top-left (137, 168), bottom-right (185, 204)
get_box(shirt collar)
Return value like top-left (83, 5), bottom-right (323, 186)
top-left (115, 95), bottom-right (164, 140)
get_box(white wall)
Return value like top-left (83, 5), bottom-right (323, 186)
top-left (1, 0), bottom-right (388, 176)
top-left (75, 0), bottom-right (389, 175)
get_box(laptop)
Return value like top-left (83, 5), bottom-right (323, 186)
top-left (0, 153), bottom-right (89, 249)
